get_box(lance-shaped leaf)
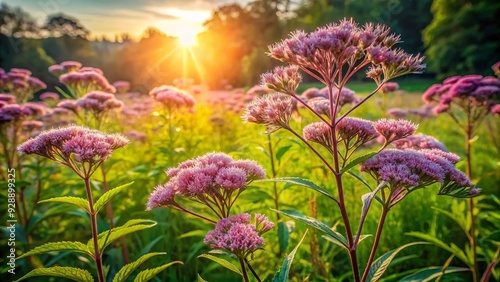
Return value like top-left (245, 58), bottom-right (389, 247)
top-left (258, 177), bottom-right (337, 202)
top-left (88, 219), bottom-right (157, 253)
top-left (112, 252), bottom-right (166, 282)
top-left (94, 182), bottom-right (134, 213)
top-left (406, 232), bottom-right (470, 265)
top-left (17, 241), bottom-right (91, 259)
top-left (198, 254), bottom-right (242, 275)
top-left (399, 266), bottom-right (469, 282)
top-left (39, 197), bottom-right (89, 213)
top-left (340, 152), bottom-right (377, 174)
top-left (365, 242), bottom-right (426, 282)
top-left (133, 261), bottom-right (183, 282)
top-left (274, 209), bottom-right (348, 249)
top-left (273, 229), bottom-right (308, 282)
top-left (14, 266), bottom-right (94, 282)
top-left (354, 182), bottom-right (387, 248)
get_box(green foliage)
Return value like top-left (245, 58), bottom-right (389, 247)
top-left (400, 266), bottom-right (470, 282)
top-left (17, 241), bottom-right (91, 259)
top-left (39, 196), bottom-right (90, 213)
top-left (112, 252), bottom-right (167, 282)
top-left (197, 254), bottom-right (242, 275)
top-left (273, 230), bottom-right (308, 282)
top-left (258, 177), bottom-right (336, 202)
top-left (275, 209), bottom-right (348, 249)
top-left (93, 181), bottom-right (134, 213)
top-left (365, 242), bottom-right (427, 282)
top-left (133, 261), bottom-right (184, 282)
top-left (424, 0), bottom-right (500, 78)
top-left (14, 266), bottom-right (94, 282)
top-left (88, 219), bottom-right (157, 253)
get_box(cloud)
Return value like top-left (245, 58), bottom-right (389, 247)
top-left (148, 10), bottom-right (180, 20)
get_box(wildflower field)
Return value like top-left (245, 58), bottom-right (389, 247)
top-left (1, 1), bottom-right (500, 282)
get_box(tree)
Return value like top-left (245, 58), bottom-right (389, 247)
top-left (424, 0), bottom-right (500, 78)
top-left (44, 13), bottom-right (89, 38)
top-left (0, 3), bottom-right (39, 37)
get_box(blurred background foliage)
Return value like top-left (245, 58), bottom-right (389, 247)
top-left (1, 0), bottom-right (499, 91)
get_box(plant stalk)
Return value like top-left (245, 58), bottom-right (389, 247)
top-left (361, 206), bottom-right (389, 282)
top-left (84, 177), bottom-right (105, 282)
top-left (239, 257), bottom-right (250, 282)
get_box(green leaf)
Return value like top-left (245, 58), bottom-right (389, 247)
top-left (94, 182), bottom-right (134, 213)
top-left (39, 196), bottom-right (89, 213)
top-left (14, 266), bottom-right (94, 282)
top-left (133, 261), bottom-right (183, 282)
top-left (355, 182), bottom-right (386, 247)
top-left (197, 274), bottom-right (207, 282)
top-left (340, 152), bottom-right (377, 174)
top-left (400, 266), bottom-right (469, 282)
top-left (272, 229), bottom-right (308, 282)
top-left (366, 242), bottom-right (426, 282)
top-left (274, 209), bottom-right (348, 249)
top-left (258, 177), bottom-right (336, 202)
top-left (406, 232), bottom-right (470, 265)
top-left (197, 254), bottom-right (242, 275)
top-left (18, 241), bottom-right (91, 259)
top-left (276, 145), bottom-right (292, 162)
top-left (55, 86), bottom-right (75, 99)
top-left (88, 219), bottom-right (157, 253)
top-left (278, 221), bottom-right (294, 253)
top-left (113, 252), bottom-right (166, 282)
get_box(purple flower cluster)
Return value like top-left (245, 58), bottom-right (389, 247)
top-left (373, 119), bottom-right (417, 144)
top-left (18, 125), bottom-right (128, 176)
top-left (268, 19), bottom-right (424, 83)
top-left (76, 91), bottom-right (124, 115)
top-left (361, 148), bottom-right (475, 204)
top-left (112, 81), bottom-right (131, 94)
top-left (149, 85), bottom-right (196, 109)
top-left (303, 122), bottom-right (332, 149)
top-left (147, 153), bottom-right (265, 217)
top-left (422, 75), bottom-right (500, 115)
top-left (0, 104), bottom-right (32, 124)
top-left (380, 82), bottom-right (399, 94)
top-left (39, 92), bottom-right (60, 101)
top-left (392, 134), bottom-right (448, 151)
top-left (0, 68), bottom-right (47, 103)
top-left (243, 94), bottom-right (294, 133)
top-left (337, 117), bottom-right (378, 145)
top-left (261, 65), bottom-right (302, 94)
top-left (203, 213), bottom-right (273, 257)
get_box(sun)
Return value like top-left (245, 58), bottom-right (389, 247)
top-left (178, 31), bottom-right (197, 47)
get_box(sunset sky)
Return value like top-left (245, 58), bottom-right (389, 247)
top-left (2, 0), bottom-right (248, 39)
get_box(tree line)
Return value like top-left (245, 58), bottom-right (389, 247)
top-left (0, 0), bottom-right (498, 92)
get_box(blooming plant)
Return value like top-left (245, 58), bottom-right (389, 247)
top-left (0, 68), bottom-right (47, 103)
top-left (147, 152), bottom-right (276, 281)
top-left (418, 71), bottom-right (500, 282)
top-left (243, 18), bottom-right (479, 281)
top-left (16, 125), bottom-right (181, 282)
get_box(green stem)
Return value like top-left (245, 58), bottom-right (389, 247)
top-left (84, 177), bottom-right (105, 282)
top-left (465, 125), bottom-right (478, 282)
top-left (244, 258), bottom-right (262, 282)
top-left (266, 135), bottom-right (280, 222)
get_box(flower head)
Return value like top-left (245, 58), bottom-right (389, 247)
top-left (204, 213), bottom-right (273, 257)
top-left (149, 85), bottom-right (196, 109)
top-left (303, 122), bottom-right (332, 149)
top-left (261, 65), bottom-right (302, 94)
top-left (113, 81), bottom-right (131, 94)
top-left (242, 94), bottom-right (294, 133)
top-left (40, 92), bottom-right (60, 101)
top-left (0, 104), bottom-right (31, 124)
top-left (146, 183), bottom-right (176, 210)
top-left (18, 125), bottom-right (128, 177)
top-left (373, 119), bottom-right (417, 144)
top-left (337, 117), bottom-right (378, 145)
top-left (392, 134), bottom-right (448, 151)
top-left (380, 82), bottom-right (399, 94)
top-left (150, 153), bottom-right (265, 218)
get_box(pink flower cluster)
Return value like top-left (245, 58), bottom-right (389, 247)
top-left (203, 213), bottom-right (273, 257)
top-left (303, 122), bottom-right (332, 149)
top-left (392, 134), bottom-right (447, 151)
top-left (361, 148), bottom-right (475, 204)
top-left (0, 68), bottom-right (47, 103)
top-left (246, 85), bottom-right (271, 97)
top-left (373, 119), bottom-right (417, 144)
top-left (147, 153), bottom-right (265, 216)
top-left (149, 85), bottom-right (196, 109)
top-left (268, 19), bottom-right (424, 83)
top-left (0, 104), bottom-right (32, 124)
top-left (337, 117), bottom-right (378, 145)
top-left (112, 81), bottom-right (131, 94)
top-left (48, 61), bottom-right (82, 76)
top-left (39, 92), bottom-right (60, 101)
top-left (261, 65), bottom-right (302, 94)
top-left (76, 91), bottom-right (124, 115)
top-left (380, 82), bottom-right (399, 94)
top-left (243, 94), bottom-right (294, 133)
top-left (18, 125), bottom-right (128, 175)
top-left (422, 75), bottom-right (500, 115)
